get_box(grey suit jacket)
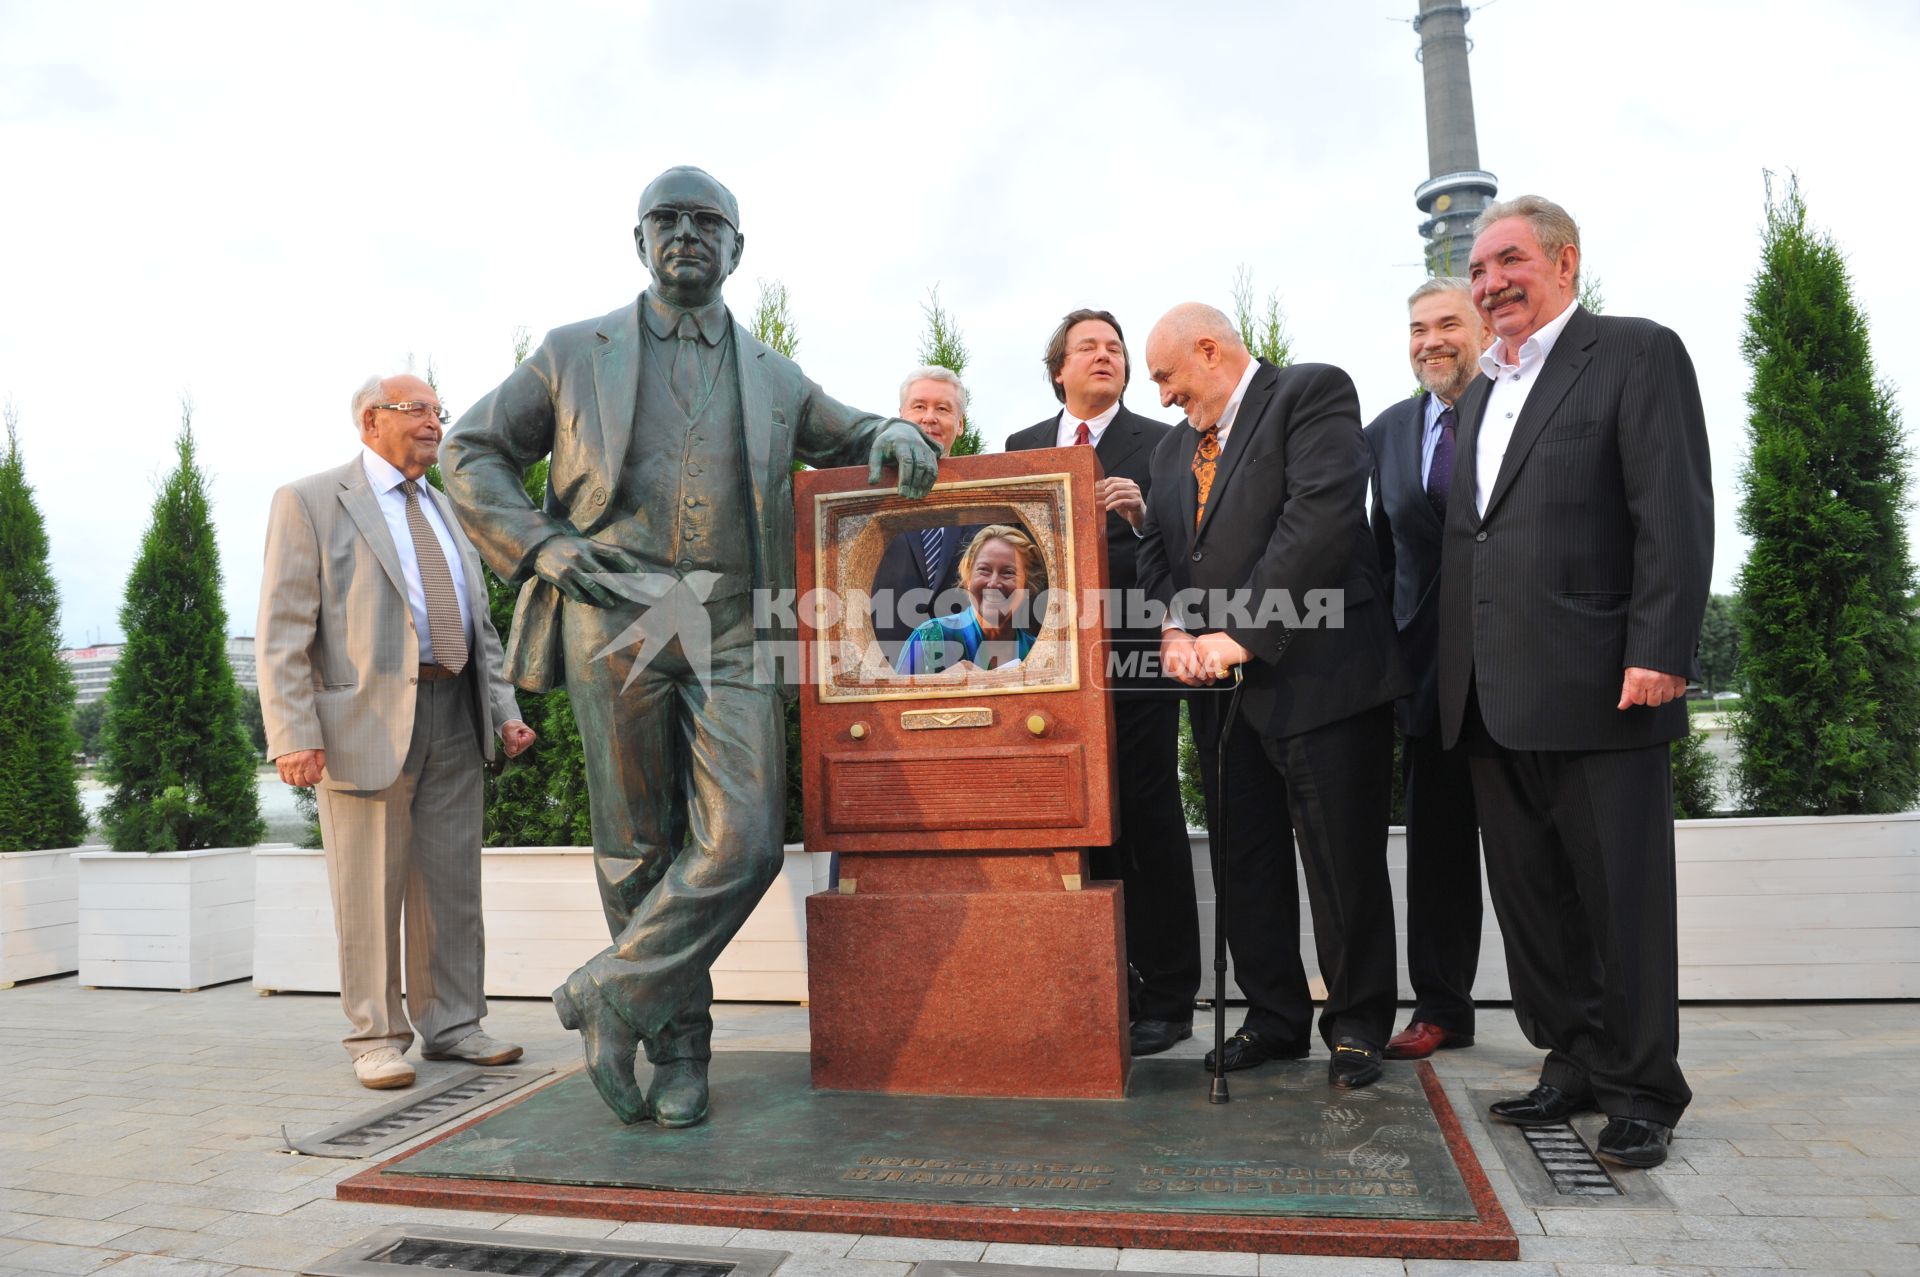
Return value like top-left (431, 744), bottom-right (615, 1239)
top-left (256, 455), bottom-right (521, 792)
top-left (440, 296), bottom-right (898, 693)
top-left (1436, 307), bottom-right (1713, 752)
top-left (1365, 392), bottom-right (1446, 737)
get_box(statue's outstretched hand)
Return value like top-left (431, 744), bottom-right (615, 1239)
top-left (868, 421), bottom-right (939, 499)
top-left (532, 535), bottom-right (646, 608)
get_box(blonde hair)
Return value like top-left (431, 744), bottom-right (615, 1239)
top-left (960, 524), bottom-right (1046, 594)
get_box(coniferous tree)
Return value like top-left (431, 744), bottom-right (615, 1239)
top-left (0, 405), bottom-right (88, 850)
top-left (1734, 176), bottom-right (1920, 814)
top-left (1230, 267), bottom-right (1294, 367)
top-left (1696, 594), bottom-right (1742, 696)
top-left (749, 284), bottom-right (809, 843)
top-left (918, 287), bottom-right (982, 455)
top-left (99, 405), bottom-right (264, 850)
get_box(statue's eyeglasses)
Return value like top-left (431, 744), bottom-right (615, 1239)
top-left (374, 401), bottom-right (451, 425)
top-left (644, 205), bottom-right (735, 238)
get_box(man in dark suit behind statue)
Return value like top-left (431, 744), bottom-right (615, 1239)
top-left (1363, 277), bottom-right (1493, 1062)
top-left (442, 166), bottom-right (939, 1127)
top-left (1006, 308), bottom-right (1198, 1056)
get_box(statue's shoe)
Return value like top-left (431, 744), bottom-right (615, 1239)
top-left (552, 977), bottom-right (650, 1125)
top-left (648, 1058), bottom-right (710, 1128)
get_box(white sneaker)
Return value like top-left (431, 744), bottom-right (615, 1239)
top-left (353, 1046), bottom-right (416, 1090)
top-left (422, 1031), bottom-right (523, 1066)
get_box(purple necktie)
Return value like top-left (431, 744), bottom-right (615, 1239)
top-left (1425, 404), bottom-right (1456, 515)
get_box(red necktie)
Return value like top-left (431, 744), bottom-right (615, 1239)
top-left (1073, 420), bottom-right (1091, 446)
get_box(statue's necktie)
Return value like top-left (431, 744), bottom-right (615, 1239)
top-left (671, 313), bottom-right (706, 419)
top-left (400, 480), bottom-right (468, 675)
top-left (1191, 422), bottom-right (1222, 532)
top-left (919, 526), bottom-right (946, 590)
top-left (1426, 404), bottom-right (1457, 516)
top-left (1073, 420), bottom-right (1091, 446)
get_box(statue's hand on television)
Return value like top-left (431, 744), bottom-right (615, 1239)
top-left (868, 420), bottom-right (939, 499)
top-left (532, 535), bottom-right (646, 608)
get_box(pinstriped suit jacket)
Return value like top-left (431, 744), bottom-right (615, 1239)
top-left (1436, 307), bottom-right (1713, 753)
top-left (257, 455), bottom-right (522, 792)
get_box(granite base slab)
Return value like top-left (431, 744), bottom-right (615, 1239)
top-left (339, 1052), bottom-right (1514, 1259)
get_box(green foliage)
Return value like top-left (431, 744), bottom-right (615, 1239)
top-left (99, 406), bottom-right (264, 851)
top-left (1577, 273), bottom-right (1607, 315)
top-left (919, 287), bottom-right (983, 456)
top-left (1696, 594), bottom-right (1742, 695)
top-left (0, 406), bottom-right (88, 850)
top-left (751, 280), bottom-right (801, 360)
top-left (237, 686), bottom-right (267, 756)
top-left (1732, 175), bottom-right (1920, 815)
top-left (746, 286), bottom-right (809, 846)
top-left (1670, 723), bottom-right (1719, 819)
top-left (1230, 268), bottom-right (1293, 368)
top-left (1177, 703), bottom-right (1205, 828)
top-left (71, 697), bottom-right (108, 759)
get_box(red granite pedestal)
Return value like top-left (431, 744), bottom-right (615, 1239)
top-left (806, 848), bottom-right (1129, 1099)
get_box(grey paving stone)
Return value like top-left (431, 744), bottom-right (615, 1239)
top-left (1254, 1260), bottom-right (1407, 1277)
top-left (979, 1244), bottom-right (1120, 1270)
top-left (760, 1257), bottom-right (908, 1277)
top-left (1115, 1247), bottom-right (1258, 1275)
top-left (604, 1222), bottom-right (741, 1246)
top-left (1513, 1235), bottom-right (1631, 1263)
top-left (491, 1214), bottom-right (621, 1239)
top-left (846, 1236), bottom-right (986, 1262)
top-left (727, 1228), bottom-right (859, 1257)
top-left (1619, 1236), bottom-right (1785, 1268)
top-left (1771, 1239), bottom-right (1920, 1270)
top-left (2, 1217), bottom-right (140, 1248)
top-left (99, 1227), bottom-right (238, 1261)
top-left (0, 1241), bottom-right (125, 1274)
top-left (89, 1255), bottom-right (238, 1276)
top-left (1404, 1261), bottom-right (1556, 1276)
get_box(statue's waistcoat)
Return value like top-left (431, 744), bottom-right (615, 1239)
top-left (601, 327), bottom-right (753, 598)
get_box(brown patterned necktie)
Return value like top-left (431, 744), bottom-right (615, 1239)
top-left (400, 480), bottom-right (468, 675)
top-left (1191, 422), bottom-right (1222, 532)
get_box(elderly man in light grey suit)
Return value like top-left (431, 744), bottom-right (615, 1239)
top-left (258, 372), bottom-right (536, 1090)
top-left (442, 166), bottom-right (938, 1128)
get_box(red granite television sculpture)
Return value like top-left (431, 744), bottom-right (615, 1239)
top-left (795, 448), bottom-right (1130, 1099)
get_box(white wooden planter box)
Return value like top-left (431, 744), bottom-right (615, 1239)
top-left (0, 847), bottom-right (82, 987)
top-left (254, 844), bottom-right (830, 1002)
top-left (75, 846), bottom-right (257, 991)
top-left (1192, 810), bottom-right (1920, 1003)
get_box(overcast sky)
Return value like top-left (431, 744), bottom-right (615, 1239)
top-left (5, 0), bottom-right (1916, 646)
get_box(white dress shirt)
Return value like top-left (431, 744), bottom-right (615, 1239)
top-left (1209, 356), bottom-right (1261, 444)
top-left (1054, 399), bottom-right (1122, 447)
top-left (360, 447), bottom-right (474, 665)
top-left (1473, 299), bottom-right (1579, 516)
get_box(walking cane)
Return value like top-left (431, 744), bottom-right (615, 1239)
top-left (1208, 664), bottom-right (1246, 1105)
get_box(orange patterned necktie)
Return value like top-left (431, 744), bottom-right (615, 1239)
top-left (1191, 422), bottom-right (1221, 532)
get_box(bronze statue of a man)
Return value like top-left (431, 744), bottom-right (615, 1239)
top-left (442, 166), bottom-right (938, 1126)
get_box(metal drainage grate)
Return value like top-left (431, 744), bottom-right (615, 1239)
top-left (306, 1226), bottom-right (789, 1277)
top-left (291, 1066), bottom-right (551, 1158)
top-left (380, 1237), bottom-right (729, 1276)
top-left (1521, 1123), bottom-right (1622, 1196)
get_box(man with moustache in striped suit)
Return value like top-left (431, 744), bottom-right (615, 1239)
top-left (1436, 196), bottom-right (1713, 1168)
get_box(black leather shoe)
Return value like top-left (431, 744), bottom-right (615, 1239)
top-left (1202, 1028), bottom-right (1309, 1072)
top-left (1596, 1117), bottom-right (1671, 1168)
top-left (647, 1058), bottom-right (710, 1129)
top-left (1328, 1039), bottom-right (1383, 1089)
top-left (1488, 1083), bottom-right (1597, 1127)
top-left (1130, 1019), bottom-right (1193, 1056)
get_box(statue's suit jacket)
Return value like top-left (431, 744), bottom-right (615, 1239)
top-left (440, 298), bottom-right (897, 693)
top-left (1364, 392), bottom-right (1447, 738)
top-left (256, 456), bottom-right (520, 792)
top-left (1436, 307), bottom-right (1713, 753)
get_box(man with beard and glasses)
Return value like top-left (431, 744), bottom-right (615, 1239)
top-left (1364, 277), bottom-right (1493, 1064)
top-left (1436, 195), bottom-right (1712, 1169)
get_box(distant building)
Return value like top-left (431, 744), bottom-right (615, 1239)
top-left (61, 636), bottom-right (257, 705)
